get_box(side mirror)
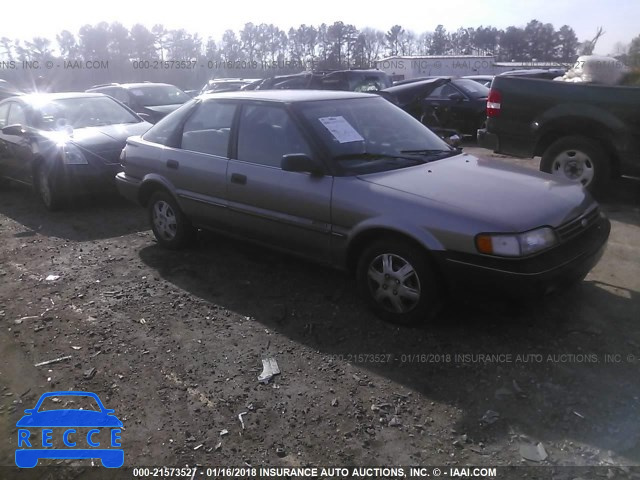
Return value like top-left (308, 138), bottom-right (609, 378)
top-left (23, 408), bottom-right (35, 415)
top-left (2, 124), bottom-right (26, 136)
top-left (281, 154), bottom-right (324, 176)
top-left (448, 93), bottom-right (464, 102)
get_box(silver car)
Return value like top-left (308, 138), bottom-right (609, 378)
top-left (116, 90), bottom-right (610, 325)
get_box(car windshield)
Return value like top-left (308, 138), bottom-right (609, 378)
top-left (453, 79), bottom-right (490, 98)
top-left (128, 85), bottom-right (190, 106)
top-left (297, 96), bottom-right (456, 175)
top-left (34, 96), bottom-right (142, 130)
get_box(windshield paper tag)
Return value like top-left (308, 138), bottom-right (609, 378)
top-left (318, 116), bottom-right (364, 144)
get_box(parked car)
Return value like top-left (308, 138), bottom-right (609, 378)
top-left (200, 78), bottom-right (261, 94)
top-left (463, 75), bottom-right (494, 87)
top-left (255, 69), bottom-right (392, 92)
top-left (381, 77), bottom-right (490, 135)
top-left (0, 79), bottom-right (22, 101)
top-left (85, 82), bottom-right (191, 124)
top-left (0, 92), bottom-right (151, 210)
top-left (478, 75), bottom-right (640, 194)
top-left (392, 76), bottom-right (439, 86)
top-left (377, 77), bottom-right (462, 145)
top-left (317, 69), bottom-right (393, 91)
top-left (116, 90), bottom-right (610, 325)
top-left (499, 68), bottom-right (566, 80)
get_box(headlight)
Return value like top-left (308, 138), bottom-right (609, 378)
top-left (61, 144), bottom-right (88, 165)
top-left (476, 227), bottom-right (557, 257)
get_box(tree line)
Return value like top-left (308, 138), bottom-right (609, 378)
top-left (1, 20), bottom-right (586, 66)
top-left (0, 20), bottom-right (637, 91)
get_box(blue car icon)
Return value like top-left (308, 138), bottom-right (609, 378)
top-left (16, 391), bottom-right (123, 468)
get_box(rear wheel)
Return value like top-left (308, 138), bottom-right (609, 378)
top-left (540, 136), bottom-right (610, 196)
top-left (148, 190), bottom-right (195, 249)
top-left (356, 239), bottom-right (443, 326)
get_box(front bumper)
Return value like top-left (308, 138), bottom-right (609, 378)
top-left (435, 214), bottom-right (611, 298)
top-left (57, 163), bottom-right (122, 193)
top-left (115, 172), bottom-right (142, 204)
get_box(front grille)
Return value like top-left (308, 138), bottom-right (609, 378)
top-left (556, 208), bottom-right (600, 242)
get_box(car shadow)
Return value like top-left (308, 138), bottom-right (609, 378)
top-left (601, 176), bottom-right (640, 228)
top-left (138, 231), bottom-right (640, 464)
top-left (0, 182), bottom-right (147, 241)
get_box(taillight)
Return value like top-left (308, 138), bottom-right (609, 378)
top-left (487, 89), bottom-right (502, 117)
top-left (120, 148), bottom-right (127, 166)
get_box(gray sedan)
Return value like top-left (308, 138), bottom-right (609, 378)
top-left (116, 90), bottom-right (610, 325)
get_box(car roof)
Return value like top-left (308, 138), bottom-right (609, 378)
top-left (199, 89), bottom-right (377, 102)
top-left (119, 82), bottom-right (174, 89)
top-left (4, 92), bottom-right (107, 105)
top-left (88, 82), bottom-right (174, 90)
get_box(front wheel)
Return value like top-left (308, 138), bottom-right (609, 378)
top-left (540, 136), bottom-right (610, 196)
top-left (148, 190), bottom-right (195, 249)
top-left (356, 239), bottom-right (443, 326)
top-left (35, 163), bottom-right (64, 211)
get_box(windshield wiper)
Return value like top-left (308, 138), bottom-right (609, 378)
top-left (400, 149), bottom-right (458, 160)
top-left (333, 152), bottom-right (428, 164)
top-left (400, 149), bottom-right (453, 155)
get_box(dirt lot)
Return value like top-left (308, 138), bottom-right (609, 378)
top-left (1, 148), bottom-right (640, 478)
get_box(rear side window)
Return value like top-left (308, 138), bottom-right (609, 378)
top-left (142, 100), bottom-right (196, 147)
top-left (180, 101), bottom-right (236, 157)
top-left (237, 104), bottom-right (313, 167)
top-left (426, 83), bottom-right (457, 99)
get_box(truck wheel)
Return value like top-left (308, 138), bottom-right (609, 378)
top-left (148, 190), bottom-right (195, 249)
top-left (540, 136), bottom-right (609, 196)
top-left (356, 239), bottom-right (443, 326)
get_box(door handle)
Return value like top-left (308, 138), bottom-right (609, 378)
top-left (166, 159), bottom-right (179, 169)
top-left (230, 173), bottom-right (247, 185)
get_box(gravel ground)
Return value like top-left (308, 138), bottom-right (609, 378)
top-left (1, 147), bottom-right (639, 479)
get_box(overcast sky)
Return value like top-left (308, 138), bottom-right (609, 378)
top-left (3, 0), bottom-right (638, 55)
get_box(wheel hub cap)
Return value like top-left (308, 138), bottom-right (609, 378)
top-left (552, 150), bottom-right (594, 186)
top-left (367, 253), bottom-right (421, 314)
top-left (152, 201), bottom-right (177, 241)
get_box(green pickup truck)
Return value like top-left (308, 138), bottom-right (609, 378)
top-left (478, 76), bottom-right (640, 194)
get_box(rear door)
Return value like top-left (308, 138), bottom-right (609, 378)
top-left (226, 103), bottom-right (333, 261)
top-left (423, 82), bottom-right (467, 131)
top-left (161, 100), bottom-right (237, 228)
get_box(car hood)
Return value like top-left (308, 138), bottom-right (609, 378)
top-left (16, 410), bottom-right (123, 427)
top-left (357, 153), bottom-right (594, 231)
top-left (42, 122), bottom-right (151, 161)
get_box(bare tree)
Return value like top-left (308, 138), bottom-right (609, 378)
top-left (580, 26), bottom-right (605, 55)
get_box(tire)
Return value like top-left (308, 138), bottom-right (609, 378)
top-left (148, 190), bottom-right (195, 249)
top-left (540, 136), bottom-right (610, 196)
top-left (34, 163), bottom-right (64, 211)
top-left (356, 239), bottom-right (443, 326)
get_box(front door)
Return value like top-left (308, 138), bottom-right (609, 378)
top-left (226, 103), bottom-right (333, 261)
